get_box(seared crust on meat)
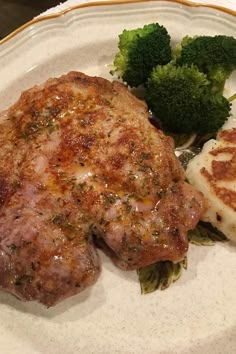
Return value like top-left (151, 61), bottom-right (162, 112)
top-left (0, 72), bottom-right (205, 306)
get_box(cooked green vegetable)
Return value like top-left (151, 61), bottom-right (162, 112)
top-left (111, 25), bottom-right (234, 296)
top-left (145, 63), bottom-right (231, 134)
top-left (111, 23), bottom-right (172, 87)
top-left (188, 221), bottom-right (228, 246)
top-left (137, 257), bottom-right (187, 294)
top-left (175, 35), bottom-right (236, 94)
top-left (137, 222), bottom-right (228, 294)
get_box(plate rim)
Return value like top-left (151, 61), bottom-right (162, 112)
top-left (1, 0), bottom-right (236, 46)
top-left (0, 1), bottom-right (235, 352)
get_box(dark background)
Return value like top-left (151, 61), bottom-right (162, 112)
top-left (0, 0), bottom-right (66, 39)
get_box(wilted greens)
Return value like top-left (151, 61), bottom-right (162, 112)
top-left (138, 222), bottom-right (228, 294)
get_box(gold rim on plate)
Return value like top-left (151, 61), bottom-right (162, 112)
top-left (0, 0), bottom-right (236, 45)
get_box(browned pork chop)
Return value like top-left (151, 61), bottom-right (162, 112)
top-left (0, 72), bottom-right (205, 306)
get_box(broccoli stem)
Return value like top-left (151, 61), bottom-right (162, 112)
top-left (210, 78), bottom-right (226, 95)
top-left (228, 93), bottom-right (236, 103)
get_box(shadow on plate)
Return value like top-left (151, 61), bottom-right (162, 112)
top-left (173, 243), bottom-right (210, 288)
top-left (0, 248), bottom-right (138, 320)
top-left (0, 240), bottom-right (233, 320)
top-left (0, 279), bottom-right (106, 321)
top-left (0, 246), bottom-right (137, 320)
top-left (97, 242), bottom-right (139, 284)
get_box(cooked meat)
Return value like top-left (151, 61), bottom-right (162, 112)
top-left (0, 72), bottom-right (205, 306)
top-left (186, 117), bottom-right (236, 242)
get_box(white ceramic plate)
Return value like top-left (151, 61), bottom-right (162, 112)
top-left (0, 1), bottom-right (236, 353)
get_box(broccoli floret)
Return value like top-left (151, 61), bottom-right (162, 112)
top-left (176, 35), bottom-right (236, 94)
top-left (146, 64), bottom-right (231, 134)
top-left (112, 23), bottom-right (172, 87)
top-left (173, 35), bottom-right (195, 61)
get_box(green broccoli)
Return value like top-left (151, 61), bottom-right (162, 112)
top-left (145, 64), bottom-right (232, 134)
top-left (175, 35), bottom-right (236, 94)
top-left (112, 23), bottom-right (172, 87)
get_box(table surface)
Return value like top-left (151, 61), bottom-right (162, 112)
top-left (1, 0), bottom-right (235, 39)
top-left (0, 0), bottom-right (65, 39)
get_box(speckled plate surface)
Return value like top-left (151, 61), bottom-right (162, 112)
top-left (0, 1), bottom-right (236, 353)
